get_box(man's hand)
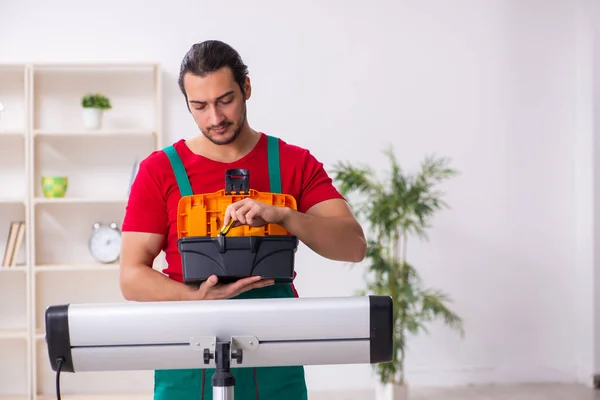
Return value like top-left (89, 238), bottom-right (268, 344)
top-left (223, 198), bottom-right (290, 228)
top-left (187, 275), bottom-right (275, 300)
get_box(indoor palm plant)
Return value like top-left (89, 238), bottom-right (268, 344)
top-left (331, 148), bottom-right (465, 400)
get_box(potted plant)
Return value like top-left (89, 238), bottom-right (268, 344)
top-left (331, 148), bottom-right (465, 400)
top-left (81, 93), bottom-right (111, 130)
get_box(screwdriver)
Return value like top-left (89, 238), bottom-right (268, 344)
top-left (220, 219), bottom-right (236, 236)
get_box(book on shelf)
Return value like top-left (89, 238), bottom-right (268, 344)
top-left (2, 220), bottom-right (25, 267)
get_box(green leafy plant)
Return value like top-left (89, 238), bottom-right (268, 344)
top-left (331, 148), bottom-right (465, 386)
top-left (81, 93), bottom-right (112, 110)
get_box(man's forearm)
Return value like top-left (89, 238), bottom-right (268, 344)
top-left (120, 264), bottom-right (194, 302)
top-left (280, 210), bottom-right (367, 262)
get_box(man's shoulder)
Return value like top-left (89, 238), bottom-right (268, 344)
top-left (139, 139), bottom-right (186, 171)
top-left (272, 135), bottom-right (316, 162)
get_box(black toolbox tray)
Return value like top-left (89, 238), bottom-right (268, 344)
top-left (179, 235), bottom-right (298, 285)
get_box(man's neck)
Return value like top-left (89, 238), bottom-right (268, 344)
top-left (187, 127), bottom-right (261, 163)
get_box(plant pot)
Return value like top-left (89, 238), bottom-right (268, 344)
top-left (375, 382), bottom-right (408, 400)
top-left (41, 176), bottom-right (68, 198)
top-left (82, 107), bottom-right (103, 130)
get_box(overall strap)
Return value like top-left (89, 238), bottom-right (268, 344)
top-left (162, 145), bottom-right (193, 197)
top-left (163, 137), bottom-right (279, 197)
top-left (266, 135), bottom-right (282, 194)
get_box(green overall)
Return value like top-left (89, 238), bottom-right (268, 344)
top-left (156, 135), bottom-right (308, 400)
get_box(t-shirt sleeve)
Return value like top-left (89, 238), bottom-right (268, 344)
top-left (297, 150), bottom-right (345, 214)
top-left (122, 158), bottom-right (168, 235)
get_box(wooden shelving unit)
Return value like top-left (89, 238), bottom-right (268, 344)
top-left (0, 62), bottom-right (163, 399)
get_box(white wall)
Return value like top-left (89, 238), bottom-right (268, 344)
top-left (593, 0), bottom-right (600, 382)
top-left (0, 0), bottom-right (598, 394)
top-left (574, 0), bottom-right (595, 387)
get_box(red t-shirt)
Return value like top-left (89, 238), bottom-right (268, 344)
top-left (122, 132), bottom-right (344, 291)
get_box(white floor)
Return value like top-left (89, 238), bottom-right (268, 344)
top-left (46, 384), bottom-right (598, 400)
top-left (310, 383), bottom-right (600, 400)
top-left (409, 383), bottom-right (600, 400)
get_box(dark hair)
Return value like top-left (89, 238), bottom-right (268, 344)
top-left (178, 40), bottom-right (249, 105)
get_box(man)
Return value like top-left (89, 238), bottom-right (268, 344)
top-left (119, 40), bottom-right (367, 400)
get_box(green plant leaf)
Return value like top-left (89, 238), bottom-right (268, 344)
top-left (81, 93), bottom-right (112, 110)
top-left (419, 288), bottom-right (465, 337)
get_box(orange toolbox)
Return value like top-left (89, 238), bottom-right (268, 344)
top-left (177, 189), bottom-right (297, 238)
top-left (177, 169), bottom-right (299, 286)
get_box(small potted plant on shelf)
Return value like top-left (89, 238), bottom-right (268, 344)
top-left (331, 148), bottom-right (465, 400)
top-left (81, 93), bottom-right (111, 130)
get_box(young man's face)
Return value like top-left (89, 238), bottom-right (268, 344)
top-left (183, 67), bottom-right (250, 145)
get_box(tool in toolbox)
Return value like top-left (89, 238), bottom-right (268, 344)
top-left (219, 219), bottom-right (236, 237)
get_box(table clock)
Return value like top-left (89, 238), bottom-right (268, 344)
top-left (89, 222), bottom-right (121, 264)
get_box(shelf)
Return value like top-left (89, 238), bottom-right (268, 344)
top-left (32, 66), bottom-right (158, 133)
top-left (0, 339), bottom-right (28, 397)
top-left (0, 199), bottom-right (26, 205)
top-left (35, 264), bottom-right (119, 272)
top-left (34, 198), bottom-right (127, 205)
top-left (35, 270), bottom-right (127, 332)
top-left (0, 62), bottom-right (163, 398)
top-left (36, 341), bottom-right (153, 396)
top-left (33, 62), bottom-right (158, 72)
top-left (33, 129), bottom-right (155, 138)
top-left (0, 205), bottom-right (28, 268)
top-left (34, 203), bottom-right (125, 265)
top-left (0, 329), bottom-right (28, 340)
top-left (0, 65), bottom-right (27, 133)
top-left (0, 266), bottom-right (27, 272)
top-left (0, 131), bottom-right (25, 137)
top-left (0, 271), bottom-right (28, 332)
top-left (0, 63), bottom-right (27, 71)
top-left (0, 133), bottom-right (27, 201)
top-left (33, 134), bottom-right (151, 200)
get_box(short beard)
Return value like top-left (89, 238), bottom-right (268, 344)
top-left (202, 102), bottom-right (247, 146)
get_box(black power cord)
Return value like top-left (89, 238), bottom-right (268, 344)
top-left (55, 357), bottom-right (65, 400)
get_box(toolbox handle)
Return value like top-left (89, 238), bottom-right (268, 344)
top-left (216, 235), bottom-right (260, 253)
top-left (225, 169), bottom-right (250, 195)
